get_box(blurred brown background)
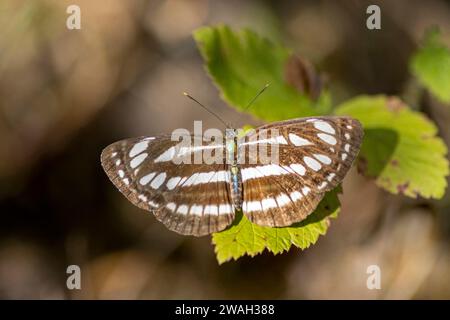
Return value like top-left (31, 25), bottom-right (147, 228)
top-left (0, 0), bottom-right (449, 299)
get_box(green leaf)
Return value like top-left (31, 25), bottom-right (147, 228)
top-left (335, 95), bottom-right (449, 199)
top-left (410, 28), bottom-right (450, 103)
top-left (212, 189), bottom-right (340, 264)
top-left (193, 25), bottom-right (331, 121)
top-left (195, 26), bottom-right (341, 264)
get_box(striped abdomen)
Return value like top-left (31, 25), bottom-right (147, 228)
top-left (229, 165), bottom-right (243, 210)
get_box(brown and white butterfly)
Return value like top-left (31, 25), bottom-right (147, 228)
top-left (101, 116), bottom-right (363, 236)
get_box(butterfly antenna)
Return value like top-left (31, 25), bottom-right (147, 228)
top-left (243, 83), bottom-right (270, 112)
top-left (183, 92), bottom-right (230, 129)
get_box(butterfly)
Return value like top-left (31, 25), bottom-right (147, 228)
top-left (101, 115), bottom-right (363, 237)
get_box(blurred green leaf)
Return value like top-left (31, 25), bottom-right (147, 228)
top-left (194, 25), bottom-right (331, 121)
top-left (212, 189), bottom-right (340, 264)
top-left (410, 28), bottom-right (450, 103)
top-left (336, 95), bottom-right (449, 199)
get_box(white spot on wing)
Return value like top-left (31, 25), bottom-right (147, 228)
top-left (313, 154), bottom-right (332, 165)
top-left (177, 205), bottom-right (189, 215)
top-left (148, 200), bottom-right (158, 208)
top-left (290, 191), bottom-right (303, 201)
top-left (261, 198), bottom-right (278, 210)
top-left (345, 133), bottom-right (350, 140)
top-left (290, 164), bottom-right (306, 176)
top-left (166, 176), bottom-right (182, 190)
top-left (182, 173), bottom-right (199, 187)
top-left (118, 170), bottom-right (125, 178)
top-left (216, 170), bottom-right (229, 183)
top-left (341, 153), bottom-right (348, 160)
top-left (314, 121), bottom-right (336, 134)
top-left (318, 181), bottom-right (328, 190)
top-left (304, 156), bottom-right (322, 171)
top-left (244, 201), bottom-right (262, 212)
top-left (219, 204), bottom-right (233, 215)
top-left (281, 166), bottom-right (295, 174)
top-left (130, 153), bottom-right (148, 169)
top-left (139, 172), bottom-right (156, 185)
top-left (241, 168), bottom-right (262, 180)
top-left (190, 205), bottom-right (203, 216)
top-left (276, 193), bottom-right (291, 207)
top-left (178, 144), bottom-right (224, 156)
top-left (259, 164), bottom-right (287, 176)
top-left (150, 172), bottom-right (166, 189)
top-left (138, 194), bottom-right (148, 202)
top-left (302, 187), bottom-right (311, 195)
top-left (129, 141), bottom-right (149, 157)
top-left (326, 173), bottom-right (336, 182)
top-left (204, 205), bottom-right (218, 215)
top-left (318, 133), bottom-right (337, 145)
top-left (154, 146), bottom-right (176, 163)
top-left (345, 144), bottom-right (350, 152)
top-left (243, 136), bottom-right (288, 146)
top-left (193, 171), bottom-right (215, 185)
top-left (289, 133), bottom-right (313, 146)
top-left (241, 164), bottom-right (292, 181)
top-left (179, 170), bottom-right (228, 186)
top-left (166, 202), bottom-right (176, 212)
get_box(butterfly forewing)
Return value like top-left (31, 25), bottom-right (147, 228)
top-left (238, 116), bottom-right (363, 227)
top-left (101, 135), bottom-right (235, 236)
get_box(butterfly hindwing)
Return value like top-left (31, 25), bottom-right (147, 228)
top-left (239, 116), bottom-right (363, 227)
top-left (101, 135), bottom-right (235, 236)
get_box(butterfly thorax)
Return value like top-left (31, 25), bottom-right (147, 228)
top-left (226, 128), bottom-right (243, 210)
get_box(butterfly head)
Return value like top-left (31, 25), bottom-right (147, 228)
top-left (225, 128), bottom-right (238, 140)
top-left (225, 128), bottom-right (238, 164)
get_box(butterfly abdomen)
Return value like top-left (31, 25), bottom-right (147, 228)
top-left (230, 165), bottom-right (243, 210)
top-left (226, 129), bottom-right (243, 211)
